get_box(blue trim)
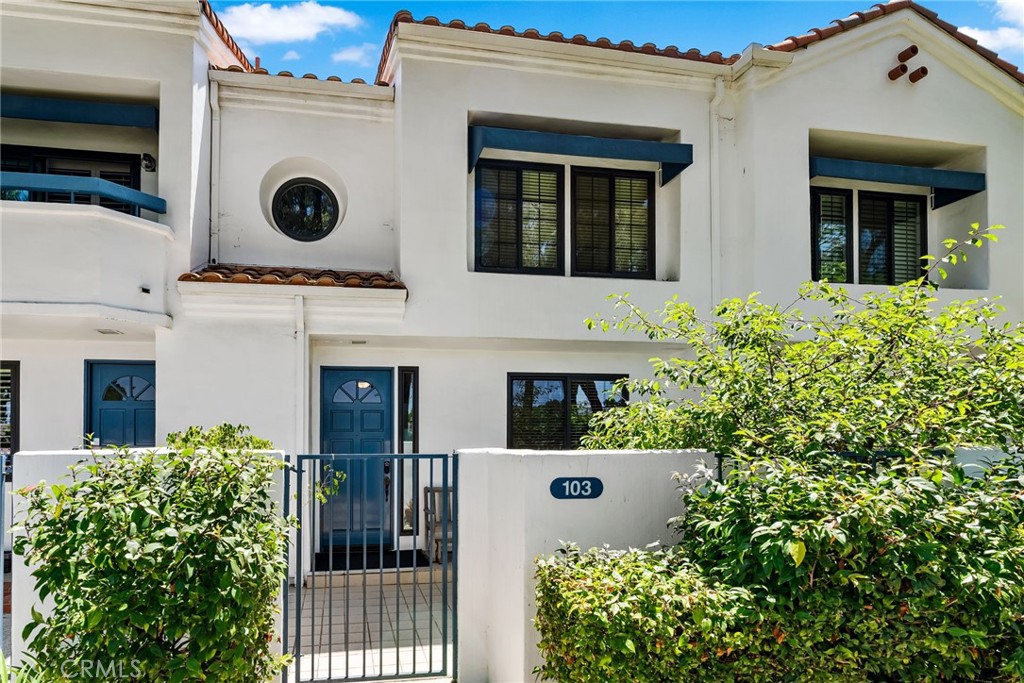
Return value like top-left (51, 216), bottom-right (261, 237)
top-left (0, 94), bottom-right (158, 130)
top-left (0, 171), bottom-right (166, 214)
top-left (469, 125), bottom-right (693, 186)
top-left (809, 156), bottom-right (985, 209)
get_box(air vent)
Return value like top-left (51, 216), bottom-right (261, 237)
top-left (95, 329), bottom-right (124, 335)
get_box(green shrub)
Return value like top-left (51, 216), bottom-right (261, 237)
top-left (535, 455), bottom-right (1024, 682)
top-left (583, 225), bottom-right (1024, 458)
top-left (14, 424), bottom-right (291, 682)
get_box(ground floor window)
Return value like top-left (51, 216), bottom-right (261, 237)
top-left (398, 366), bottom-right (419, 536)
top-left (508, 373), bottom-right (626, 449)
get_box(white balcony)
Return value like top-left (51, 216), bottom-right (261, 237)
top-left (0, 201), bottom-right (172, 333)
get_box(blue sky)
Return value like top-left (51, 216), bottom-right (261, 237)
top-left (208, 1), bottom-right (1023, 82)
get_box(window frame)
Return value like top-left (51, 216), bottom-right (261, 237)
top-left (397, 366), bottom-right (419, 536)
top-left (1, 360), bottom-right (20, 479)
top-left (506, 372), bottom-right (627, 450)
top-left (570, 166), bottom-right (656, 280)
top-left (271, 177), bottom-right (340, 243)
top-left (474, 159), bottom-right (566, 276)
top-left (810, 187), bottom-right (928, 286)
top-left (810, 187), bottom-right (854, 283)
top-left (857, 190), bottom-right (928, 286)
top-left (1, 144), bottom-right (142, 216)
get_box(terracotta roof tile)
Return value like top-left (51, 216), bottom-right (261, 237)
top-left (178, 264), bottom-right (407, 291)
top-left (375, 3), bottom-right (1022, 86)
top-left (375, 10), bottom-right (742, 83)
top-left (766, 1), bottom-right (1023, 84)
top-left (209, 64), bottom-right (387, 87)
top-left (198, 0), bottom-right (252, 72)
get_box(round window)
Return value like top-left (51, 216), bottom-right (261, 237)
top-left (271, 178), bottom-right (339, 241)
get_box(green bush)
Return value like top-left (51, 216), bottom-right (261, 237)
top-left (535, 455), bottom-right (1024, 682)
top-left (14, 424), bottom-right (291, 682)
top-left (583, 225), bottom-right (1024, 458)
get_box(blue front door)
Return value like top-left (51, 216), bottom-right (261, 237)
top-left (87, 361), bottom-right (156, 447)
top-left (320, 368), bottom-right (394, 546)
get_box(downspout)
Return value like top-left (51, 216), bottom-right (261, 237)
top-left (709, 76), bottom-right (725, 306)
top-left (209, 79), bottom-right (221, 265)
top-left (294, 295), bottom-right (306, 457)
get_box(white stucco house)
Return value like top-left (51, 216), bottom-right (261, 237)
top-left (1, 0), bottom-right (1022, 678)
top-left (3, 0), bottom-right (1021, 464)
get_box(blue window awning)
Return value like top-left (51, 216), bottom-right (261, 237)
top-left (809, 156), bottom-right (985, 210)
top-left (469, 126), bottom-right (692, 186)
top-left (0, 93), bottom-right (158, 130)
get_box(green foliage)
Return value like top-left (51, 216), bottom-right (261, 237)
top-left (583, 224), bottom-right (1023, 458)
top-left (535, 454), bottom-right (1024, 682)
top-left (14, 424), bottom-right (291, 682)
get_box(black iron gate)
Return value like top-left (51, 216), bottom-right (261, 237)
top-left (284, 453), bottom-right (457, 682)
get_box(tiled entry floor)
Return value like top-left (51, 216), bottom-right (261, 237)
top-left (286, 567), bottom-right (454, 681)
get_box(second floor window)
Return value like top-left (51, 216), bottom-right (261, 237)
top-left (812, 187), bottom-right (926, 286)
top-left (476, 161), bottom-right (564, 274)
top-left (475, 161), bottom-right (656, 278)
top-left (572, 168), bottom-right (654, 278)
top-left (1, 145), bottom-right (140, 216)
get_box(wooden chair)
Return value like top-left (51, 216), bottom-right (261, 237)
top-left (423, 486), bottom-right (455, 563)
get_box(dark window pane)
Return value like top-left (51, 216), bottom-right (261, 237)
top-left (569, 379), bottom-right (625, 447)
top-left (574, 171), bottom-right (652, 276)
top-left (859, 195), bottom-right (891, 285)
top-left (0, 362), bottom-right (18, 457)
top-left (102, 376), bottom-right (132, 401)
top-left (398, 368), bottom-right (419, 534)
top-left (272, 179), bottom-right (339, 242)
top-left (476, 163), bottom-right (562, 273)
top-left (815, 192), bottom-right (850, 283)
top-left (892, 199), bottom-right (924, 284)
top-left (510, 378), bottom-right (566, 449)
top-left (510, 374), bottom-right (626, 449)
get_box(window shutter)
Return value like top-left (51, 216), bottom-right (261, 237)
top-left (521, 169), bottom-right (560, 270)
top-left (574, 174), bottom-right (612, 272)
top-left (812, 190), bottom-right (852, 283)
top-left (858, 195), bottom-right (891, 285)
top-left (613, 176), bottom-right (651, 274)
top-left (509, 377), bottom-right (567, 449)
top-left (98, 169), bottom-right (135, 215)
top-left (892, 198), bottom-right (924, 284)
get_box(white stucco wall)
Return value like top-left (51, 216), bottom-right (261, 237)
top-left (211, 72), bottom-right (396, 272)
top-left (724, 16), bottom-right (1024, 315)
top-left (0, 339), bottom-right (155, 451)
top-left (456, 448), bottom-right (710, 683)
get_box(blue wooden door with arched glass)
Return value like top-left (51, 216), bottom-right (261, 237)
top-left (86, 361), bottom-right (156, 447)
top-left (320, 368), bottom-right (393, 546)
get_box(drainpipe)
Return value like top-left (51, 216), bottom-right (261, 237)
top-left (708, 76), bottom-right (725, 306)
top-left (294, 295), bottom-right (306, 457)
top-left (209, 80), bottom-right (221, 265)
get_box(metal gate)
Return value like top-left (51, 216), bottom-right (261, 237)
top-left (284, 453), bottom-right (457, 682)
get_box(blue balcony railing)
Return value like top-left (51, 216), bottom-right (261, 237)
top-left (0, 171), bottom-right (166, 214)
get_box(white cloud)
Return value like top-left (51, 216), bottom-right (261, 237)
top-left (994, 0), bottom-right (1024, 26)
top-left (221, 1), bottom-right (362, 45)
top-left (282, 50), bottom-right (302, 61)
top-left (960, 25), bottom-right (1024, 51)
top-left (962, 0), bottom-right (1023, 53)
top-left (331, 42), bottom-right (378, 66)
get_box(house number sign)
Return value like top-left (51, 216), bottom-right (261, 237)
top-left (550, 477), bottom-right (603, 500)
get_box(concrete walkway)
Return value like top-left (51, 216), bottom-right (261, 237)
top-left (287, 568), bottom-right (453, 681)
